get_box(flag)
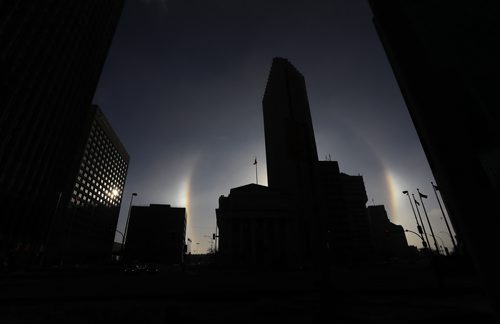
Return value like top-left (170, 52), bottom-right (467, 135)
top-left (432, 183), bottom-right (439, 191)
top-left (402, 190), bottom-right (409, 194)
top-left (419, 191), bottom-right (428, 199)
top-left (414, 199), bottom-right (420, 206)
top-left (253, 158), bottom-right (257, 165)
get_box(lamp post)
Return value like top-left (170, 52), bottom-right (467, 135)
top-left (431, 182), bottom-right (457, 250)
top-left (122, 192), bottom-right (137, 258)
top-left (404, 229), bottom-right (428, 252)
top-left (412, 193), bottom-right (432, 250)
top-left (402, 191), bottom-right (426, 248)
top-left (417, 188), bottom-right (440, 255)
top-left (423, 232), bottom-right (449, 256)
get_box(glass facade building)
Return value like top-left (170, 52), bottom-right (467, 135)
top-left (49, 105), bottom-right (129, 265)
top-left (0, 0), bottom-right (125, 268)
top-left (70, 107), bottom-right (129, 209)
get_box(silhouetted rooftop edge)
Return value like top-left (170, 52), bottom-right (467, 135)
top-left (229, 183), bottom-right (270, 194)
top-left (263, 56), bottom-right (305, 101)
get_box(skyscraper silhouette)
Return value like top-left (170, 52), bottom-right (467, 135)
top-left (0, 1), bottom-right (125, 269)
top-left (263, 57), bottom-right (322, 267)
top-left (217, 58), bottom-right (374, 269)
top-left (263, 57), bottom-right (319, 194)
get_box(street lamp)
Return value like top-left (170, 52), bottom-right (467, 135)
top-left (417, 188), bottom-right (440, 255)
top-left (405, 229), bottom-right (427, 249)
top-left (122, 192), bottom-right (137, 258)
top-left (411, 193), bottom-right (432, 250)
top-left (402, 190), bottom-right (426, 247)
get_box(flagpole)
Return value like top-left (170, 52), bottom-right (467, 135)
top-left (254, 157), bottom-right (258, 185)
top-left (431, 181), bottom-right (457, 251)
top-left (403, 191), bottom-right (427, 248)
top-left (418, 188), bottom-right (440, 255)
top-left (412, 193), bottom-right (431, 250)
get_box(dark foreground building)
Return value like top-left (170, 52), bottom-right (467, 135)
top-left (47, 105), bottom-right (129, 265)
top-left (216, 184), bottom-right (297, 269)
top-left (369, 0), bottom-right (500, 312)
top-left (0, 1), bottom-right (125, 268)
top-left (367, 205), bottom-right (409, 260)
top-left (217, 58), bottom-right (375, 269)
top-left (125, 204), bottom-right (186, 265)
top-left (317, 161), bottom-right (372, 264)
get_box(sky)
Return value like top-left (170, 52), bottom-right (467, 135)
top-left (93, 0), bottom-right (457, 254)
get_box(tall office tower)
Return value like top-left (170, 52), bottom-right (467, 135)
top-left (262, 57), bottom-right (319, 194)
top-left (49, 105), bottom-right (129, 265)
top-left (369, 0), bottom-right (500, 311)
top-left (262, 58), bottom-right (321, 266)
top-left (0, 1), bottom-right (125, 267)
top-left (217, 59), bottom-right (374, 269)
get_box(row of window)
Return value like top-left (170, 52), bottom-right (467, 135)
top-left (79, 162), bottom-right (125, 186)
top-left (69, 122), bottom-right (128, 208)
top-left (77, 169), bottom-right (124, 194)
top-left (70, 195), bottom-right (118, 208)
top-left (89, 125), bottom-right (127, 167)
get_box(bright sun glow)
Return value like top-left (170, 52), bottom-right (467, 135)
top-left (384, 169), bottom-right (401, 223)
top-left (177, 179), bottom-right (189, 208)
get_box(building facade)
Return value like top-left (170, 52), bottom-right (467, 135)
top-left (68, 105), bottom-right (129, 209)
top-left (367, 205), bottom-right (409, 260)
top-left (0, 1), bottom-right (125, 268)
top-left (216, 184), bottom-right (298, 269)
top-left (369, 0), bottom-right (500, 308)
top-left (124, 204), bottom-right (186, 265)
top-left (317, 161), bottom-right (373, 264)
top-left (48, 105), bottom-right (129, 265)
